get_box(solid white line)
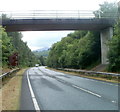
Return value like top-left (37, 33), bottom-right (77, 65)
top-left (27, 71), bottom-right (41, 112)
top-left (72, 85), bottom-right (102, 98)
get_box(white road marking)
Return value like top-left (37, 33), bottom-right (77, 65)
top-left (112, 100), bottom-right (116, 103)
top-left (27, 71), bottom-right (41, 112)
top-left (33, 67), bottom-right (118, 105)
top-left (72, 85), bottom-right (102, 98)
top-left (43, 67), bottom-right (118, 87)
top-left (47, 73), bottom-right (102, 98)
top-left (38, 68), bottom-right (102, 98)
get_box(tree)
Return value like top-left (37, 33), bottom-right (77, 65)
top-left (94, 2), bottom-right (118, 19)
top-left (108, 20), bottom-right (120, 72)
top-left (1, 27), bottom-right (15, 67)
top-left (1, 27), bottom-right (38, 68)
top-left (47, 31), bottom-right (101, 69)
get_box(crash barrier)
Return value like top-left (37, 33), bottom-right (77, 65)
top-left (57, 68), bottom-right (120, 78)
top-left (0, 68), bottom-right (20, 79)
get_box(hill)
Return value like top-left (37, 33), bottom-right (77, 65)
top-left (33, 49), bottom-right (50, 57)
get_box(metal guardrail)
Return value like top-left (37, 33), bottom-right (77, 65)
top-left (0, 10), bottom-right (118, 19)
top-left (0, 10), bottom-right (95, 19)
top-left (0, 68), bottom-right (20, 79)
top-left (57, 68), bottom-right (120, 77)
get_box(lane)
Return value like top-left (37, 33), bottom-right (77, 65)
top-left (38, 67), bottom-right (118, 103)
top-left (27, 67), bottom-right (118, 110)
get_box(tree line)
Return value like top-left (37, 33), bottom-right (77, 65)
top-left (47, 2), bottom-right (120, 72)
top-left (47, 31), bottom-right (101, 69)
top-left (108, 20), bottom-right (120, 72)
top-left (1, 27), bottom-right (38, 68)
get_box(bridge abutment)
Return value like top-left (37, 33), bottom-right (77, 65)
top-left (100, 27), bottom-right (113, 64)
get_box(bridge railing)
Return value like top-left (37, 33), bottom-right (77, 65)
top-left (0, 10), bottom-right (118, 19)
top-left (0, 10), bottom-right (95, 19)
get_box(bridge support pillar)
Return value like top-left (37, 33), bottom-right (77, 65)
top-left (100, 27), bottom-right (113, 64)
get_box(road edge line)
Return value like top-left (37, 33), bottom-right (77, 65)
top-left (27, 70), bottom-right (41, 112)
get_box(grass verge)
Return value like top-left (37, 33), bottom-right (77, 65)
top-left (0, 68), bottom-right (27, 111)
top-left (47, 67), bottom-right (119, 84)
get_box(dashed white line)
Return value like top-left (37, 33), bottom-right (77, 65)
top-left (112, 100), bottom-right (116, 103)
top-left (27, 71), bottom-right (41, 112)
top-left (72, 85), bottom-right (102, 98)
top-left (38, 68), bottom-right (102, 98)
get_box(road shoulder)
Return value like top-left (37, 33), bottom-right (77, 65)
top-left (20, 69), bottom-right (35, 111)
top-left (1, 69), bottom-right (27, 110)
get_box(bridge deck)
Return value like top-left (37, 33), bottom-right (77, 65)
top-left (2, 18), bottom-right (115, 31)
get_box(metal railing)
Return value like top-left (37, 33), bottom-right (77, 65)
top-left (0, 68), bottom-right (20, 79)
top-left (57, 68), bottom-right (120, 77)
top-left (0, 10), bottom-right (96, 19)
top-left (0, 10), bottom-right (118, 21)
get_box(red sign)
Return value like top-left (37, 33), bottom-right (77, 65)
top-left (9, 53), bottom-right (18, 66)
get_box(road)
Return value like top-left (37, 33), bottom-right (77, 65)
top-left (20, 66), bottom-right (119, 111)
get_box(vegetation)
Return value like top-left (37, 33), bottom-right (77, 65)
top-left (47, 2), bottom-right (120, 73)
top-left (33, 50), bottom-right (49, 57)
top-left (107, 20), bottom-right (120, 72)
top-left (47, 31), bottom-right (101, 69)
top-left (1, 2), bottom-right (119, 72)
top-left (94, 2), bottom-right (118, 19)
top-left (33, 50), bottom-right (49, 66)
top-left (1, 27), bottom-right (14, 67)
top-left (1, 27), bottom-right (38, 68)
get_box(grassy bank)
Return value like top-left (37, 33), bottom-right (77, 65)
top-left (0, 68), bottom-right (27, 110)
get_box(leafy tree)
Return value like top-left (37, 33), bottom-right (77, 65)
top-left (94, 2), bottom-right (118, 19)
top-left (108, 20), bottom-right (120, 72)
top-left (47, 31), bottom-right (101, 69)
top-left (1, 28), bottom-right (38, 68)
top-left (1, 27), bottom-right (14, 67)
top-left (33, 50), bottom-right (49, 57)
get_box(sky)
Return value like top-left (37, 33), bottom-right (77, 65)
top-left (1, 0), bottom-right (119, 51)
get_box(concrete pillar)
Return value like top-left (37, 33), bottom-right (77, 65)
top-left (100, 27), bottom-right (113, 64)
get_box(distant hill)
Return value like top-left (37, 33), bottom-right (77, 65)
top-left (33, 47), bottom-right (49, 52)
top-left (33, 47), bottom-right (50, 57)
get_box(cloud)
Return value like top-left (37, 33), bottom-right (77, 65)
top-left (22, 31), bottom-right (74, 50)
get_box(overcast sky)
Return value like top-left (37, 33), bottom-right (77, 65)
top-left (1, 0), bottom-right (118, 51)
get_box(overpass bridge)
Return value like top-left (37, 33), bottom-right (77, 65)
top-left (1, 10), bottom-right (116, 64)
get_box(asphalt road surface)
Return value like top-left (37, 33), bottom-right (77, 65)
top-left (20, 66), bottom-right (119, 111)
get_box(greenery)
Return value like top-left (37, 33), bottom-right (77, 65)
top-left (1, 27), bottom-right (38, 68)
top-left (107, 20), bottom-right (120, 72)
top-left (94, 2), bottom-right (118, 19)
top-left (47, 31), bottom-right (101, 69)
top-left (33, 50), bottom-right (49, 57)
top-left (1, 27), bottom-right (14, 67)
top-left (1, 2), bottom-right (120, 72)
top-left (47, 1), bottom-right (120, 73)
top-left (33, 50), bottom-right (49, 66)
